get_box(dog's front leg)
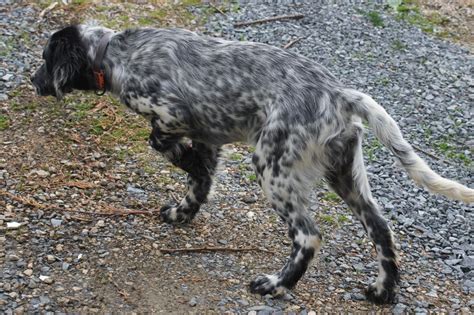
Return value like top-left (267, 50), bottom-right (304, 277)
top-left (149, 127), bottom-right (220, 224)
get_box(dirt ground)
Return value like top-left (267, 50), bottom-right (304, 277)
top-left (1, 0), bottom-right (473, 313)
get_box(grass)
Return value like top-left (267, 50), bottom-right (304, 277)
top-left (0, 115), bottom-right (9, 130)
top-left (367, 11), bottom-right (384, 27)
top-left (230, 152), bottom-right (243, 161)
top-left (391, 39), bottom-right (407, 51)
top-left (322, 192), bottom-right (341, 203)
top-left (246, 173), bottom-right (257, 182)
top-left (364, 138), bottom-right (382, 162)
top-left (435, 140), bottom-right (471, 166)
top-left (395, 0), bottom-right (449, 35)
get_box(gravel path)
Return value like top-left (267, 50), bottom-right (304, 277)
top-left (1, 1), bottom-right (473, 314)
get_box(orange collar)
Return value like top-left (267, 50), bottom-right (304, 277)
top-left (92, 33), bottom-right (112, 95)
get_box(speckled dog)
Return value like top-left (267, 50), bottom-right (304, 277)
top-left (31, 25), bottom-right (474, 304)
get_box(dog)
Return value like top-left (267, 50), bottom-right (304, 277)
top-left (31, 24), bottom-right (473, 304)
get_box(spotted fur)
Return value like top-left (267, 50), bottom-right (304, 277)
top-left (31, 25), bottom-right (474, 304)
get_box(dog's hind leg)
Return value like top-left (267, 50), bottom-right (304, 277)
top-left (249, 128), bottom-right (322, 296)
top-left (324, 126), bottom-right (399, 304)
top-left (149, 127), bottom-right (220, 224)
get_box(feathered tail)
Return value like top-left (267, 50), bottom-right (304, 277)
top-left (341, 88), bottom-right (473, 203)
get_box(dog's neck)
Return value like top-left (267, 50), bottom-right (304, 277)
top-left (79, 25), bottom-right (115, 64)
top-left (79, 25), bottom-right (123, 95)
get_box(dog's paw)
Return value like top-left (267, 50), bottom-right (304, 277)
top-left (365, 283), bottom-right (396, 305)
top-left (249, 274), bottom-right (286, 297)
top-left (159, 204), bottom-right (191, 224)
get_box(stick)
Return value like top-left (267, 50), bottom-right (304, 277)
top-left (39, 1), bottom-right (58, 19)
top-left (283, 37), bottom-right (303, 49)
top-left (234, 14), bottom-right (304, 28)
top-left (160, 246), bottom-right (274, 254)
top-left (411, 144), bottom-right (455, 166)
top-left (209, 3), bottom-right (226, 16)
top-left (0, 190), bottom-right (158, 216)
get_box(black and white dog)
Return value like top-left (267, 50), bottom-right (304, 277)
top-left (31, 25), bottom-right (473, 304)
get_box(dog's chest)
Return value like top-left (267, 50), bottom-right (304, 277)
top-left (123, 96), bottom-right (175, 123)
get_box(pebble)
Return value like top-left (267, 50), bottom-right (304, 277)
top-left (50, 219), bottom-right (62, 227)
top-left (39, 275), bottom-right (54, 284)
top-left (1, 1), bottom-right (472, 313)
top-left (188, 297), bottom-right (198, 307)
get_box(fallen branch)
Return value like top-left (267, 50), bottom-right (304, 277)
top-left (39, 1), bottom-right (58, 19)
top-left (283, 37), bottom-right (303, 49)
top-left (209, 3), bottom-right (226, 16)
top-left (65, 181), bottom-right (97, 189)
top-left (0, 190), bottom-right (158, 217)
top-left (411, 144), bottom-right (454, 166)
top-left (160, 246), bottom-right (274, 254)
top-left (234, 14), bottom-right (304, 28)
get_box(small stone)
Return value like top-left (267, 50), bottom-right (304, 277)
top-left (39, 275), bottom-right (54, 284)
top-left (8, 292), bottom-right (18, 299)
top-left (62, 262), bottom-right (70, 271)
top-left (35, 170), bottom-right (50, 178)
top-left (72, 286), bottom-right (81, 292)
top-left (96, 220), bottom-right (105, 227)
top-left (7, 222), bottom-right (22, 229)
top-left (23, 269), bottom-right (33, 276)
top-left (246, 211), bottom-right (255, 219)
top-left (243, 195), bottom-right (257, 203)
top-left (188, 297), bottom-right (197, 307)
top-left (46, 255), bottom-right (55, 263)
top-left (393, 303), bottom-right (407, 315)
top-left (50, 219), bottom-right (62, 227)
top-left (352, 293), bottom-right (365, 301)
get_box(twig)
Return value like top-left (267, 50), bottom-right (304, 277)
top-left (39, 1), bottom-right (58, 19)
top-left (234, 14), bottom-right (304, 28)
top-left (411, 144), bottom-right (455, 166)
top-left (160, 246), bottom-right (274, 254)
top-left (283, 37), bottom-right (303, 49)
top-left (0, 190), bottom-right (158, 216)
top-left (209, 3), bottom-right (226, 16)
top-left (109, 277), bottom-right (130, 300)
top-left (65, 181), bottom-right (97, 189)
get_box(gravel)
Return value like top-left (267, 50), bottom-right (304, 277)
top-left (1, 0), bottom-right (473, 313)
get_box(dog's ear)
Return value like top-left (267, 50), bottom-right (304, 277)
top-left (47, 26), bottom-right (87, 100)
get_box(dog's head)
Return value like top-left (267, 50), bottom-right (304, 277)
top-left (31, 25), bottom-right (95, 100)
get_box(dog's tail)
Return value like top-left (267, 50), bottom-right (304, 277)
top-left (341, 88), bottom-right (473, 203)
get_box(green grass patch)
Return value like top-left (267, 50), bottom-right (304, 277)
top-left (230, 152), bottom-right (243, 161)
top-left (364, 138), bottom-right (382, 162)
top-left (320, 214), bottom-right (337, 226)
top-left (367, 11), bottom-right (384, 27)
top-left (436, 141), bottom-right (471, 166)
top-left (338, 214), bottom-right (350, 224)
top-left (322, 191), bottom-right (341, 203)
top-left (0, 115), bottom-right (10, 130)
top-left (391, 39), bottom-right (406, 51)
top-left (246, 173), bottom-right (257, 182)
top-left (395, 1), bottom-right (449, 35)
